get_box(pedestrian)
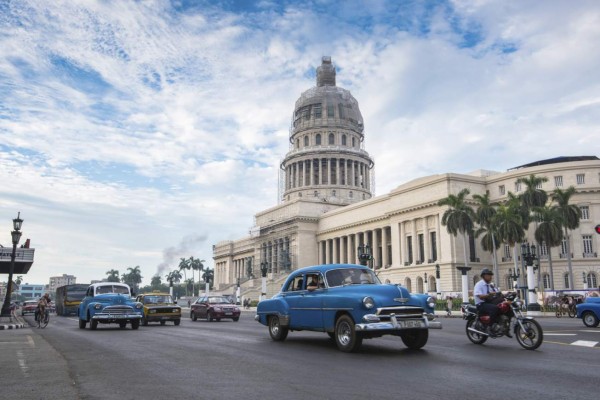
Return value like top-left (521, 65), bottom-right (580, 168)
top-left (446, 296), bottom-right (453, 317)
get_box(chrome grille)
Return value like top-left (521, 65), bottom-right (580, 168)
top-left (376, 306), bottom-right (424, 319)
top-left (99, 305), bottom-right (133, 315)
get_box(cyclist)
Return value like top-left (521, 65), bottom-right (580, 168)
top-left (36, 293), bottom-right (51, 325)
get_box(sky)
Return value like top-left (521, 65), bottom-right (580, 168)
top-left (1, 0), bottom-right (599, 287)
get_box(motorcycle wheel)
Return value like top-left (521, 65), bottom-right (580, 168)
top-left (466, 319), bottom-right (488, 345)
top-left (568, 307), bottom-right (576, 318)
top-left (515, 319), bottom-right (543, 350)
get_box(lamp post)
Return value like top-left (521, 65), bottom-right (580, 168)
top-left (435, 264), bottom-right (441, 298)
top-left (583, 272), bottom-right (589, 291)
top-left (521, 243), bottom-right (540, 313)
top-left (1, 212), bottom-right (23, 318)
top-left (423, 272), bottom-right (429, 294)
top-left (357, 244), bottom-right (373, 267)
top-left (455, 266), bottom-right (471, 304)
top-left (509, 267), bottom-right (520, 294)
top-left (260, 262), bottom-right (268, 302)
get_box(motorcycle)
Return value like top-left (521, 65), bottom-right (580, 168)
top-left (462, 291), bottom-right (543, 350)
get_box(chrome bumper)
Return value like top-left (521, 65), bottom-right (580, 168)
top-left (92, 313), bottom-right (142, 320)
top-left (355, 315), bottom-right (442, 331)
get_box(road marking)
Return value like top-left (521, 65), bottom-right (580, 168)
top-left (579, 330), bottom-right (600, 333)
top-left (545, 333), bottom-right (576, 336)
top-left (27, 335), bottom-right (35, 348)
top-left (17, 349), bottom-right (30, 377)
top-left (571, 340), bottom-right (598, 347)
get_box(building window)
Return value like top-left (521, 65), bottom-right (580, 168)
top-left (583, 235), bottom-right (593, 254)
top-left (554, 176), bottom-right (563, 187)
top-left (564, 273), bottom-right (570, 289)
top-left (328, 133), bottom-right (335, 145)
top-left (499, 185), bottom-right (505, 195)
top-left (418, 234), bottom-right (425, 263)
top-left (314, 103), bottom-right (322, 118)
top-left (342, 135), bottom-right (347, 145)
top-left (515, 182), bottom-right (522, 192)
top-left (430, 232), bottom-right (437, 262)
top-left (296, 139), bottom-right (300, 148)
top-left (316, 134), bottom-right (321, 145)
top-left (327, 103), bottom-right (334, 118)
top-left (304, 136), bottom-right (309, 146)
top-left (561, 238), bottom-right (568, 256)
top-left (577, 174), bottom-right (585, 184)
top-left (580, 205), bottom-right (589, 220)
top-left (506, 276), bottom-right (514, 290)
top-left (338, 103), bottom-right (344, 119)
top-left (352, 137), bottom-right (356, 147)
top-left (540, 241), bottom-right (548, 256)
top-left (536, 182), bottom-right (543, 189)
top-left (407, 236), bottom-right (413, 264)
top-left (504, 244), bottom-right (511, 259)
top-left (586, 273), bottom-right (598, 288)
top-left (543, 273), bottom-right (551, 289)
top-left (332, 190), bottom-right (336, 197)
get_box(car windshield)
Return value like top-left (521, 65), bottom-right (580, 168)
top-left (96, 285), bottom-right (130, 295)
top-left (66, 291), bottom-right (87, 301)
top-left (144, 295), bottom-right (173, 304)
top-left (326, 268), bottom-right (380, 287)
top-left (207, 297), bottom-right (229, 304)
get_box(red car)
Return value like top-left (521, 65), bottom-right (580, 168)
top-left (190, 296), bottom-right (240, 322)
top-left (21, 300), bottom-right (38, 315)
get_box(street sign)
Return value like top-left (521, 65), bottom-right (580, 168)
top-left (0, 248), bottom-right (35, 274)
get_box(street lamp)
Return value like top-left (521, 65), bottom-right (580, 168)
top-left (521, 243), bottom-right (540, 313)
top-left (509, 267), bottom-right (520, 291)
top-left (435, 264), bottom-right (441, 298)
top-left (357, 244), bottom-right (373, 267)
top-left (583, 272), bottom-right (588, 291)
top-left (1, 212), bottom-right (23, 318)
top-left (260, 262), bottom-right (268, 302)
top-left (423, 272), bottom-right (428, 294)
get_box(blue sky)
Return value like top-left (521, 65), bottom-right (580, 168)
top-left (1, 0), bottom-right (599, 287)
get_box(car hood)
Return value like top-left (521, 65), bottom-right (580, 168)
top-left (92, 294), bottom-right (134, 304)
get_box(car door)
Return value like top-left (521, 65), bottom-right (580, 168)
top-left (283, 272), bottom-right (325, 330)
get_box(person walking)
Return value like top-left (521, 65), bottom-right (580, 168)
top-left (446, 296), bottom-right (453, 317)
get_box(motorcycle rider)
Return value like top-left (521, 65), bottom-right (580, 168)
top-left (474, 268), bottom-right (501, 334)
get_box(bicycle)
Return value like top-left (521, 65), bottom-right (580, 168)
top-left (35, 308), bottom-right (49, 328)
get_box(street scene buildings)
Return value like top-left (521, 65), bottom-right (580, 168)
top-left (216, 57), bottom-right (600, 301)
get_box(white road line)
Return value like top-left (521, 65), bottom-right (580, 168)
top-left (571, 340), bottom-right (598, 347)
top-left (17, 349), bottom-right (30, 377)
top-left (579, 330), bottom-right (600, 333)
top-left (27, 335), bottom-right (35, 348)
top-left (545, 333), bottom-right (576, 336)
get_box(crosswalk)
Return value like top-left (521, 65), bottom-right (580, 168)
top-left (545, 330), bottom-right (600, 347)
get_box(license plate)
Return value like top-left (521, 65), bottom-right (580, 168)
top-left (225, 312), bottom-right (232, 316)
top-left (397, 319), bottom-right (424, 329)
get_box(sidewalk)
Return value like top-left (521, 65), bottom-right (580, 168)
top-left (0, 311), bottom-right (27, 330)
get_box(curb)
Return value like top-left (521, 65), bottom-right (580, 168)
top-left (0, 312), bottom-right (28, 330)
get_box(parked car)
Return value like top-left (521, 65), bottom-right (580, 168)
top-left (190, 296), bottom-right (240, 322)
top-left (78, 283), bottom-right (143, 330)
top-left (135, 292), bottom-right (182, 326)
top-left (256, 264), bottom-right (442, 352)
top-left (21, 300), bottom-right (38, 315)
top-left (576, 296), bottom-right (600, 327)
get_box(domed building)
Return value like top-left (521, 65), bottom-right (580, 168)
top-left (213, 57), bottom-right (600, 303)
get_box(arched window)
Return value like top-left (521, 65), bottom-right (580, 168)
top-left (352, 137), bottom-right (356, 147)
top-left (296, 139), bottom-right (299, 148)
top-left (429, 276), bottom-right (437, 292)
top-left (405, 278), bottom-right (412, 293)
top-left (586, 272), bottom-right (598, 288)
top-left (332, 190), bottom-right (336, 197)
top-left (328, 133), bottom-right (335, 145)
top-left (416, 277), bottom-right (424, 293)
top-left (506, 275), bottom-right (514, 290)
top-left (542, 273), bottom-right (551, 289)
top-left (304, 136), bottom-right (309, 146)
top-left (563, 273), bottom-right (571, 289)
top-left (316, 134), bottom-right (321, 145)
top-left (342, 135), bottom-right (347, 145)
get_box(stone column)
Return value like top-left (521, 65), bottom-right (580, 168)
top-left (332, 237), bottom-right (338, 264)
top-left (382, 226), bottom-right (389, 268)
top-left (325, 239), bottom-right (331, 264)
top-left (400, 222), bottom-right (406, 266)
top-left (372, 228), bottom-right (380, 269)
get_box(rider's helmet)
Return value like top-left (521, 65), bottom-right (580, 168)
top-left (480, 268), bottom-right (494, 277)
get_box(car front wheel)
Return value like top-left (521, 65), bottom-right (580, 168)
top-left (334, 315), bottom-right (362, 352)
top-left (174, 319), bottom-right (181, 326)
top-left (90, 319), bottom-right (98, 330)
top-left (78, 319), bottom-right (87, 329)
top-left (582, 311), bottom-right (600, 328)
top-left (131, 319), bottom-right (140, 330)
top-left (268, 315), bottom-right (289, 341)
top-left (401, 329), bottom-right (429, 349)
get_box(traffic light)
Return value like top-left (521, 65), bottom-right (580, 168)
top-left (595, 224), bottom-right (600, 234)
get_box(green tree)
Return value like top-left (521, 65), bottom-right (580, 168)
top-left (106, 269), bottom-right (120, 282)
top-left (15, 275), bottom-right (23, 285)
top-left (123, 266), bottom-right (142, 293)
top-left (150, 275), bottom-right (162, 289)
top-left (533, 205), bottom-right (564, 291)
top-left (473, 192), bottom-right (500, 285)
top-left (517, 174), bottom-right (549, 209)
top-left (190, 257), bottom-right (205, 296)
top-left (494, 199), bottom-right (525, 279)
top-left (165, 270), bottom-right (183, 297)
top-left (551, 186), bottom-right (582, 288)
top-left (438, 188), bottom-right (475, 269)
top-left (178, 257), bottom-right (190, 296)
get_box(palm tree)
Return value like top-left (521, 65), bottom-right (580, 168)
top-left (106, 269), bottom-right (120, 283)
top-left (178, 257), bottom-right (190, 296)
top-left (473, 192), bottom-right (500, 285)
top-left (494, 200), bottom-right (525, 282)
top-left (126, 266), bottom-right (143, 293)
top-left (190, 257), bottom-right (205, 296)
top-left (165, 270), bottom-right (182, 297)
top-left (150, 275), bottom-right (162, 289)
top-left (517, 174), bottom-right (549, 209)
top-left (533, 205), bottom-right (564, 291)
top-left (202, 268), bottom-right (214, 296)
top-left (15, 275), bottom-right (23, 285)
top-left (551, 186), bottom-right (582, 289)
top-left (438, 188), bottom-right (476, 269)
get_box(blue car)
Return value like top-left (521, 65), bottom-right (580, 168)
top-left (78, 283), bottom-right (143, 330)
top-left (576, 296), bottom-right (600, 327)
top-left (255, 264), bottom-right (442, 352)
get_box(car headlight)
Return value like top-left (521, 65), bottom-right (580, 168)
top-left (93, 303), bottom-right (102, 310)
top-left (149, 309), bottom-right (157, 314)
top-left (172, 309), bottom-right (179, 313)
top-left (214, 307), bottom-right (222, 312)
top-left (426, 297), bottom-right (435, 309)
top-left (135, 303), bottom-right (143, 309)
top-left (362, 297), bottom-right (375, 309)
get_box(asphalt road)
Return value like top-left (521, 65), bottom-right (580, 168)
top-left (1, 312), bottom-right (599, 400)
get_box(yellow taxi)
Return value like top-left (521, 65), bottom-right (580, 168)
top-left (135, 291), bottom-right (182, 326)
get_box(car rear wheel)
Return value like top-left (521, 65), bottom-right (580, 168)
top-left (582, 311), bottom-right (600, 328)
top-left (334, 315), bottom-right (362, 352)
top-left (268, 315), bottom-right (288, 341)
top-left (400, 329), bottom-right (429, 349)
top-left (208, 312), bottom-right (214, 322)
top-left (233, 317), bottom-right (239, 322)
top-left (131, 319), bottom-right (140, 330)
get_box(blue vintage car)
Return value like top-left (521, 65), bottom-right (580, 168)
top-left (576, 296), bottom-right (600, 327)
top-left (78, 283), bottom-right (143, 330)
top-left (255, 264), bottom-right (442, 352)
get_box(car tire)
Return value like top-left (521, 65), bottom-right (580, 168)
top-left (131, 319), bottom-right (140, 330)
top-left (119, 321), bottom-right (127, 329)
top-left (90, 319), bottom-right (98, 330)
top-left (233, 317), bottom-right (239, 322)
top-left (334, 315), bottom-right (362, 352)
top-left (78, 319), bottom-right (87, 329)
top-left (400, 329), bottom-right (429, 350)
top-left (191, 311), bottom-right (197, 321)
top-left (268, 315), bottom-right (288, 341)
top-left (174, 319), bottom-right (181, 326)
top-left (208, 312), bottom-right (214, 322)
top-left (160, 321), bottom-right (166, 326)
top-left (582, 311), bottom-right (600, 328)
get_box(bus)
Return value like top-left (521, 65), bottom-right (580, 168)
top-left (55, 284), bottom-right (89, 316)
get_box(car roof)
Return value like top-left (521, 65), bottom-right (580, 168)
top-left (292, 264), bottom-right (368, 275)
